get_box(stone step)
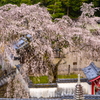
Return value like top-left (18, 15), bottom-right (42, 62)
top-left (0, 71), bottom-right (16, 87)
top-left (0, 84), bottom-right (7, 98)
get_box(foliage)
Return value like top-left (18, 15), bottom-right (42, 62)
top-left (30, 0), bottom-right (42, 4)
top-left (29, 75), bottom-right (49, 84)
top-left (0, 0), bottom-right (32, 6)
top-left (47, 1), bottom-right (65, 19)
top-left (0, 0), bottom-right (100, 18)
top-left (90, 29), bottom-right (99, 35)
top-left (41, 0), bottom-right (100, 18)
top-left (0, 3), bottom-right (100, 98)
top-left (80, 2), bottom-right (98, 17)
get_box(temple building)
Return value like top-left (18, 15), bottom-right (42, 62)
top-left (82, 62), bottom-right (100, 95)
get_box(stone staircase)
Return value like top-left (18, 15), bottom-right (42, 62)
top-left (0, 69), bottom-right (7, 97)
top-left (0, 70), bottom-right (16, 98)
top-left (0, 83), bottom-right (7, 98)
top-left (0, 70), bottom-right (16, 87)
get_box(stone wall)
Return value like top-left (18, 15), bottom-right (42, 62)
top-left (53, 48), bottom-right (100, 77)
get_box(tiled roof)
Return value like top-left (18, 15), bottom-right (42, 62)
top-left (82, 62), bottom-right (100, 80)
top-left (84, 95), bottom-right (100, 99)
top-left (62, 94), bottom-right (100, 100)
top-left (32, 83), bottom-right (57, 88)
top-left (1, 95), bottom-right (100, 100)
top-left (57, 78), bottom-right (88, 83)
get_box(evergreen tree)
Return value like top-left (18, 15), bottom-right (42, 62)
top-left (20, 0), bottom-right (32, 5)
top-left (0, 0), bottom-right (32, 6)
top-left (93, 0), bottom-right (100, 16)
top-left (41, 0), bottom-right (52, 6)
top-left (31, 0), bottom-right (42, 4)
top-left (61, 0), bottom-right (88, 18)
top-left (0, 0), bottom-right (99, 19)
top-left (47, 0), bottom-right (65, 19)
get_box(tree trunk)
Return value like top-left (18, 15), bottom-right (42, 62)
top-left (67, 7), bottom-right (69, 16)
top-left (68, 65), bottom-right (70, 75)
top-left (48, 58), bottom-right (63, 83)
top-left (48, 65), bottom-right (54, 83)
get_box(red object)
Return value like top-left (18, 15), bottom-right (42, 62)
top-left (89, 76), bottom-right (100, 82)
top-left (89, 76), bottom-right (100, 95)
top-left (91, 82), bottom-right (95, 94)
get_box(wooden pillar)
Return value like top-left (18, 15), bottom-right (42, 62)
top-left (91, 82), bottom-right (95, 95)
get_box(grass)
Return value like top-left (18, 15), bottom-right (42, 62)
top-left (29, 75), bottom-right (49, 84)
top-left (58, 73), bottom-right (78, 79)
top-left (29, 73), bottom-right (79, 84)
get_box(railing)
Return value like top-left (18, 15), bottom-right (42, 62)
top-left (0, 70), bottom-right (16, 87)
top-left (1, 95), bottom-right (100, 100)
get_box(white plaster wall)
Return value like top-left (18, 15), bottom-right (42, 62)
top-left (30, 88), bottom-right (57, 98)
top-left (29, 82), bottom-right (91, 98)
top-left (57, 82), bottom-right (91, 94)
